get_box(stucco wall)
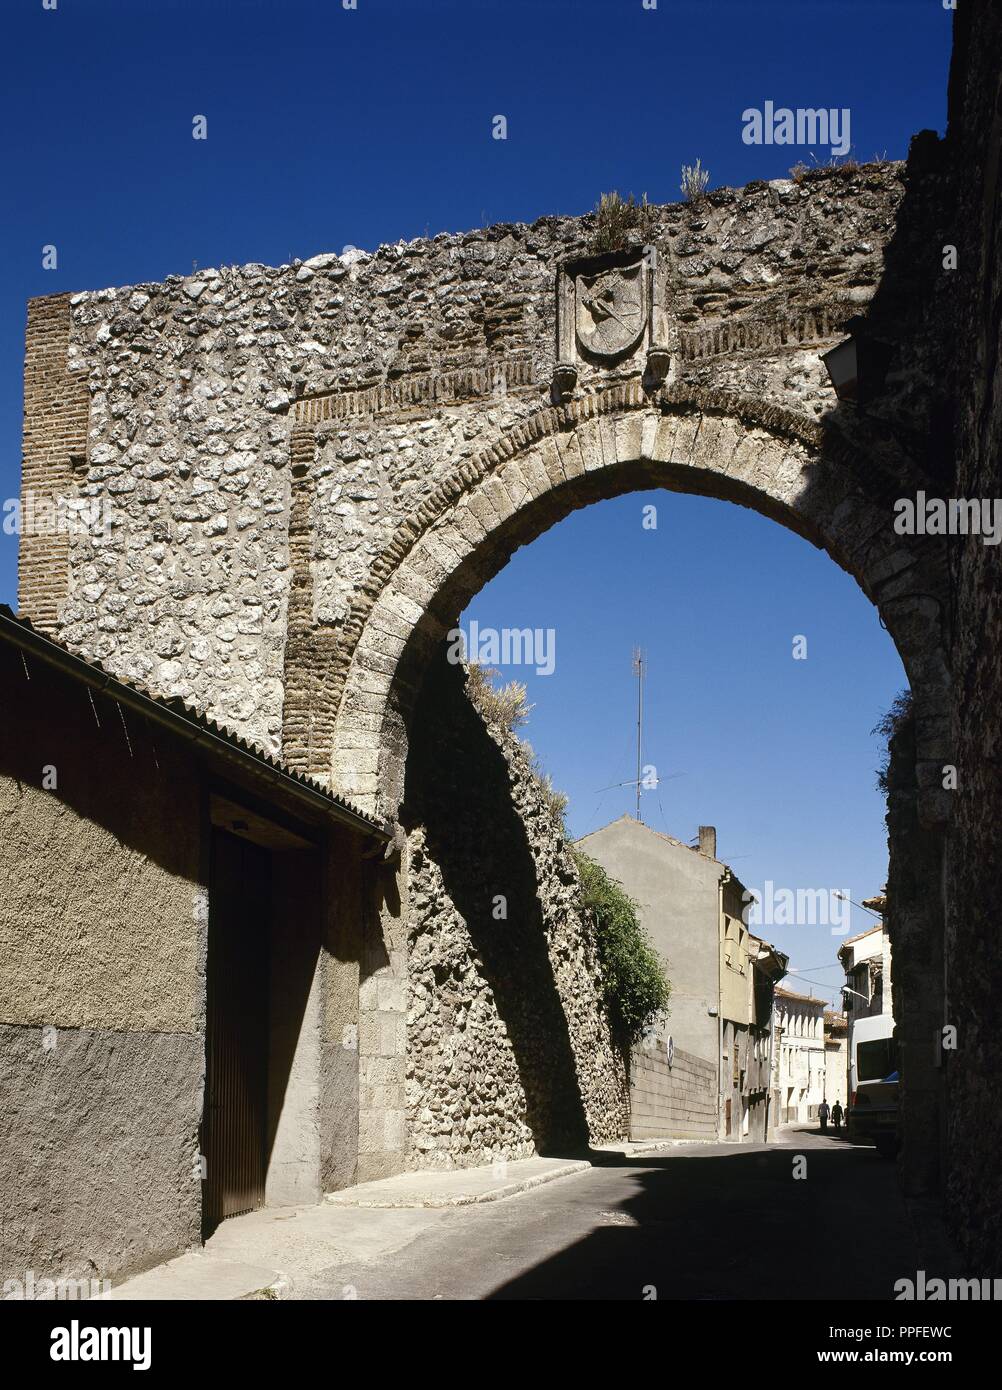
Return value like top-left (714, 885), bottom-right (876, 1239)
top-left (720, 936), bottom-right (750, 1030)
top-left (825, 1038), bottom-right (848, 1109)
top-left (266, 851), bottom-right (323, 1207)
top-left (319, 824), bottom-right (369, 1194)
top-left (577, 817), bottom-right (721, 1069)
top-left (0, 634), bottom-right (376, 1276)
top-left (0, 641), bottom-right (206, 1288)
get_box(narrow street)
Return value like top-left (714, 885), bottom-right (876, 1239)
top-left (267, 1131), bottom-right (927, 1301)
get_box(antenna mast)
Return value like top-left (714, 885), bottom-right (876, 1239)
top-left (633, 647), bottom-right (645, 822)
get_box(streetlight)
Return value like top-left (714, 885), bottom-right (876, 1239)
top-left (820, 338), bottom-right (859, 401)
top-left (820, 333), bottom-right (894, 405)
top-left (841, 985), bottom-right (870, 1014)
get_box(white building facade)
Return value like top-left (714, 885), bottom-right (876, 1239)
top-left (774, 987), bottom-right (827, 1124)
top-left (824, 1011), bottom-right (848, 1108)
top-left (838, 917), bottom-right (893, 1028)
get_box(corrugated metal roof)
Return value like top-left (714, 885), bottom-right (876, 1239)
top-left (0, 604), bottom-right (389, 839)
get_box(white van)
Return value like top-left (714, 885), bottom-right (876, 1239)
top-left (847, 1013), bottom-right (898, 1157)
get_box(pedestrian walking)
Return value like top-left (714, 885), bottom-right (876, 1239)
top-left (818, 1100), bottom-right (830, 1133)
top-left (831, 1100), bottom-right (844, 1133)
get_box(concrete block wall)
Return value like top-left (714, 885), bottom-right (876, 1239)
top-left (629, 1046), bottom-right (718, 1141)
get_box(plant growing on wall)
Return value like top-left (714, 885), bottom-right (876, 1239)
top-left (465, 663), bottom-right (669, 1045)
top-left (873, 688), bottom-right (914, 794)
top-left (680, 159), bottom-right (710, 202)
top-left (592, 191), bottom-right (654, 252)
top-left (466, 661), bottom-right (533, 730)
top-left (574, 849), bottom-right (671, 1048)
top-left (465, 663), bottom-right (569, 824)
top-left (526, 750), bottom-right (570, 824)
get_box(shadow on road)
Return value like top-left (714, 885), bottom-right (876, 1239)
top-left (486, 1142), bottom-right (921, 1300)
top-left (784, 1124), bottom-right (855, 1144)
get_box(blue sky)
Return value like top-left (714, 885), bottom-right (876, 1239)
top-left (462, 492), bottom-right (905, 995)
top-left (1, 0), bottom-right (951, 997)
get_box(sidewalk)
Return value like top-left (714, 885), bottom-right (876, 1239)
top-left (108, 1154), bottom-right (593, 1300)
top-left (324, 1155), bottom-right (589, 1209)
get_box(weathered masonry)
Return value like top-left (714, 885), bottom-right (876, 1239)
top-left (13, 4), bottom-right (1002, 1270)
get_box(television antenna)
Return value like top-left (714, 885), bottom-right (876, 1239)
top-left (633, 647), bottom-right (645, 822)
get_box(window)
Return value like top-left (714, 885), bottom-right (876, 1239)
top-left (857, 1037), bottom-right (897, 1082)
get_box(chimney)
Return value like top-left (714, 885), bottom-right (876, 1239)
top-left (698, 825), bottom-right (716, 858)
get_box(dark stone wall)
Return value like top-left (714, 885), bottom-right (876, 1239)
top-left (939, 0), bottom-right (1002, 1272)
top-left (885, 709), bottom-right (945, 1199)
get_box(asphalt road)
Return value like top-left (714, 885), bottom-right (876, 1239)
top-left (292, 1129), bottom-right (926, 1301)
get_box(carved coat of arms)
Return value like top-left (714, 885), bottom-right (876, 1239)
top-left (575, 262), bottom-right (648, 359)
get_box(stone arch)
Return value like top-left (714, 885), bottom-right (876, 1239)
top-left (330, 381), bottom-right (952, 826)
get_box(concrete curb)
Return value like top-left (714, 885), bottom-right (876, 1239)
top-left (586, 1139), bottom-right (723, 1167)
top-left (325, 1159), bottom-right (592, 1209)
top-left (599, 1138), bottom-right (719, 1154)
top-left (108, 1252), bottom-right (292, 1302)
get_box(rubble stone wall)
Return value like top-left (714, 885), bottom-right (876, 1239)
top-left (21, 164), bottom-right (922, 771)
top-left (401, 652), bottom-right (627, 1166)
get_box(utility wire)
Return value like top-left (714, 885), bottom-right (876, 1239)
top-left (782, 974), bottom-right (843, 996)
top-left (833, 891), bottom-right (883, 920)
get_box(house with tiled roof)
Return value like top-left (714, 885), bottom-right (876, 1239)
top-left (1, 605), bottom-right (389, 1286)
